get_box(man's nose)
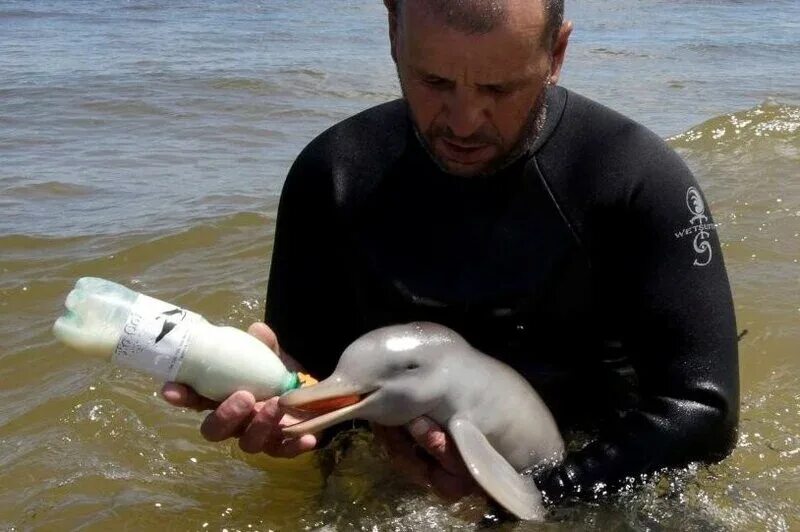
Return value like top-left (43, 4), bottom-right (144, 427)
top-left (444, 88), bottom-right (488, 139)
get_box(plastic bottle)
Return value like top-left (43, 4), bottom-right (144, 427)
top-left (53, 277), bottom-right (302, 401)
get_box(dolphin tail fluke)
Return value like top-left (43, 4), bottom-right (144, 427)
top-left (448, 417), bottom-right (545, 521)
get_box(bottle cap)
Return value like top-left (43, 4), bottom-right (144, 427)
top-left (282, 372), bottom-right (301, 392)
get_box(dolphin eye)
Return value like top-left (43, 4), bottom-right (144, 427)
top-left (406, 363), bottom-right (419, 371)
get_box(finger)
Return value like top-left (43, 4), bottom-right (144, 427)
top-left (238, 401), bottom-right (277, 454)
top-left (200, 391), bottom-right (256, 442)
top-left (247, 322), bottom-right (279, 352)
top-left (264, 433), bottom-right (318, 458)
top-left (246, 322), bottom-right (306, 372)
top-left (259, 398), bottom-right (312, 456)
top-left (404, 420), bottom-right (477, 500)
top-left (260, 397), bottom-right (318, 458)
top-left (407, 416), bottom-right (470, 477)
top-left (161, 382), bottom-right (219, 411)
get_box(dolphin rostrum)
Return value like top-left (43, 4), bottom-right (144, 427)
top-left (280, 322), bottom-right (564, 521)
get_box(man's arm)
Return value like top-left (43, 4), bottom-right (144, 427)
top-left (536, 156), bottom-right (739, 501)
top-left (393, 166), bottom-right (739, 507)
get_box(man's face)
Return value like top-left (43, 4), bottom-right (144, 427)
top-left (391, 1), bottom-right (564, 177)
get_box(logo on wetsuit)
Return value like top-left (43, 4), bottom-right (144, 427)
top-left (673, 186), bottom-right (715, 267)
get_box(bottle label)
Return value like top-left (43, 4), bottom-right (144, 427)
top-left (112, 294), bottom-right (202, 381)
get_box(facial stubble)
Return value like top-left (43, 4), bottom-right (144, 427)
top-left (401, 76), bottom-right (550, 178)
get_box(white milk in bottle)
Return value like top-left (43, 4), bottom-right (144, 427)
top-left (53, 277), bottom-right (301, 401)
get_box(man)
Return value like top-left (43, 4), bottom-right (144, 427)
top-left (164, 0), bottom-right (739, 509)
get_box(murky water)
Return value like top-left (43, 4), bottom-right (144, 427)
top-left (1, 1), bottom-right (798, 530)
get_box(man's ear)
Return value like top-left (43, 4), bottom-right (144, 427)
top-left (384, 0), bottom-right (399, 63)
top-left (548, 21), bottom-right (573, 85)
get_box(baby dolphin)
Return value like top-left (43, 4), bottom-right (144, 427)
top-left (280, 322), bottom-right (564, 521)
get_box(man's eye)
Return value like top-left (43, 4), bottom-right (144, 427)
top-left (485, 84), bottom-right (511, 95)
top-left (423, 76), bottom-right (450, 89)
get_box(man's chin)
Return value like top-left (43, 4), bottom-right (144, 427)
top-left (438, 158), bottom-right (493, 178)
top-left (431, 147), bottom-right (500, 178)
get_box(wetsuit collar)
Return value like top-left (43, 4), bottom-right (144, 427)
top-left (527, 84), bottom-right (568, 155)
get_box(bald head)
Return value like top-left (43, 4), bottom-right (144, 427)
top-left (398, 0), bottom-right (507, 35)
top-left (388, 0), bottom-right (564, 47)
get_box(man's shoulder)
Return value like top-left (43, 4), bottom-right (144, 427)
top-left (538, 88), bottom-right (697, 241)
top-left (543, 88), bottom-right (691, 190)
top-left (557, 88), bottom-right (672, 159)
top-left (300, 99), bottom-right (409, 167)
top-left (284, 100), bottom-right (410, 209)
top-left (330, 99), bottom-right (409, 136)
top-left (289, 100), bottom-right (409, 205)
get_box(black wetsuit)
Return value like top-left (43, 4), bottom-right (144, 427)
top-left (264, 86), bottom-right (739, 502)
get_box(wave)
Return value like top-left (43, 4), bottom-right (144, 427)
top-left (120, 3), bottom-right (162, 12)
top-left (79, 99), bottom-right (172, 117)
top-left (0, 210), bottom-right (273, 345)
top-left (589, 47), bottom-right (651, 59)
top-left (0, 9), bottom-right (68, 19)
top-left (63, 210), bottom-right (270, 270)
top-left (208, 77), bottom-right (282, 94)
top-left (669, 100), bottom-right (800, 150)
top-left (0, 233), bottom-right (93, 251)
top-left (0, 209), bottom-right (269, 266)
top-left (277, 67), bottom-right (328, 80)
top-left (4, 181), bottom-right (98, 199)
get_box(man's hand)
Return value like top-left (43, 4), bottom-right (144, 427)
top-left (160, 322), bottom-right (317, 458)
top-left (373, 416), bottom-right (478, 501)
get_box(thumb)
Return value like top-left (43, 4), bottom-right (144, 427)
top-left (407, 416), bottom-right (468, 476)
top-left (246, 322), bottom-right (306, 373)
top-left (247, 322), bottom-right (280, 353)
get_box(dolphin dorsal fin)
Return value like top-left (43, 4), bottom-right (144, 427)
top-left (448, 417), bottom-right (545, 521)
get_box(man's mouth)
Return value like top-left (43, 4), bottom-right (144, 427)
top-left (436, 137), bottom-right (495, 166)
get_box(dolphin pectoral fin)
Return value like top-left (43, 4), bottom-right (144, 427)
top-left (448, 418), bottom-right (545, 522)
